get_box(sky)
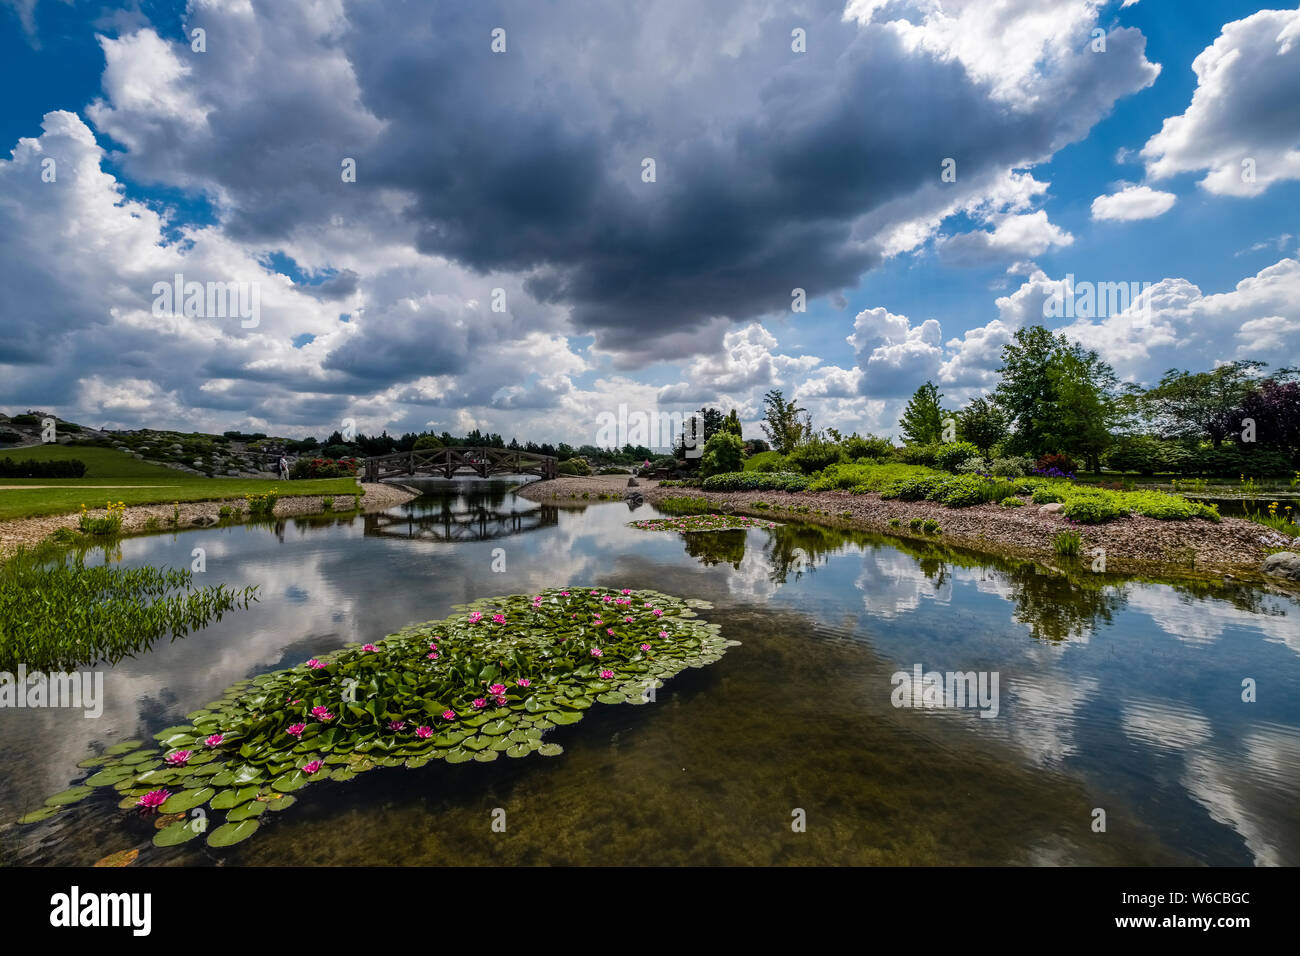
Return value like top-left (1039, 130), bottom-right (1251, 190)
top-left (1, 0), bottom-right (1298, 448)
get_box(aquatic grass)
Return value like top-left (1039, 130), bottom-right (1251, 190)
top-left (657, 495), bottom-right (712, 514)
top-left (631, 514), bottom-right (779, 533)
top-left (23, 587), bottom-right (735, 849)
top-left (0, 549), bottom-right (259, 672)
top-left (1053, 531), bottom-right (1082, 557)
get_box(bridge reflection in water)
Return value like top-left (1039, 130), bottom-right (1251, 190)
top-left (363, 479), bottom-right (559, 542)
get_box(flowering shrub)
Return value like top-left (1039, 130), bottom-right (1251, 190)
top-left (290, 456), bottom-right (358, 479)
top-left (1034, 453), bottom-right (1077, 477)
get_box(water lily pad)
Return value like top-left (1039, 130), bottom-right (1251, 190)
top-left (271, 770), bottom-right (308, 792)
top-left (159, 787), bottom-right (214, 813)
top-left (85, 767), bottom-right (135, 787)
top-left (210, 786), bottom-right (260, 810)
top-left (472, 749), bottom-right (499, 762)
top-left (537, 742), bottom-right (564, 757)
top-left (444, 749), bottom-right (473, 764)
top-left (105, 740), bottom-right (143, 755)
top-left (44, 785), bottom-right (94, 807)
top-left (18, 806), bottom-right (63, 824)
top-left (548, 710), bottom-right (582, 725)
top-left (153, 821), bottom-right (204, 847)
top-left (264, 794), bottom-right (296, 811)
top-left (206, 819), bottom-right (259, 847)
top-left (226, 801), bottom-right (267, 821)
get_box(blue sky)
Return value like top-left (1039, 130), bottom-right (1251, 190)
top-left (2, 0), bottom-right (1298, 445)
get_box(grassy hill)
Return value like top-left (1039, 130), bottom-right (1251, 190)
top-left (2, 443), bottom-right (187, 479)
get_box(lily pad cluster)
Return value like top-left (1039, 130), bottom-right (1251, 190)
top-left (21, 587), bottom-right (735, 850)
top-left (630, 514), bottom-right (780, 533)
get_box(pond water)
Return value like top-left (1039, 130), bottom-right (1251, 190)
top-left (4, 480), bottom-right (1298, 866)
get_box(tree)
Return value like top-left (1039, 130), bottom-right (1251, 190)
top-left (722, 408), bottom-right (743, 438)
top-left (699, 408), bottom-right (725, 442)
top-left (1231, 378), bottom-right (1300, 462)
top-left (1044, 349), bottom-right (1119, 472)
top-left (993, 326), bottom-right (1118, 464)
top-left (1141, 361), bottom-right (1266, 446)
top-left (413, 434), bottom-right (442, 450)
top-left (760, 389), bottom-right (807, 455)
top-left (898, 381), bottom-right (944, 445)
top-left (956, 397), bottom-right (1006, 456)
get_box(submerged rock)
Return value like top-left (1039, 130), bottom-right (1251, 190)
top-left (1261, 551), bottom-right (1300, 581)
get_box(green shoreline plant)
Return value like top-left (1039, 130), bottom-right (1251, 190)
top-left (0, 548), bottom-right (258, 672)
top-left (20, 587), bottom-right (736, 850)
top-left (632, 514), bottom-right (779, 532)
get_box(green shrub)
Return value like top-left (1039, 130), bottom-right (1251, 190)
top-left (0, 457), bottom-right (88, 478)
top-left (894, 443), bottom-right (941, 468)
top-left (321, 496), bottom-right (334, 511)
top-left (701, 471), bottom-right (810, 492)
top-left (937, 474), bottom-right (1005, 507)
top-left (1000, 496), bottom-right (1023, 508)
top-left (956, 456), bottom-right (990, 475)
top-left (881, 475), bottom-right (951, 501)
top-left (841, 434), bottom-right (895, 461)
top-left (935, 441), bottom-right (980, 473)
top-left (922, 519), bottom-right (940, 534)
top-left (786, 439), bottom-right (845, 475)
top-left (1061, 491), bottom-right (1126, 523)
top-left (557, 458), bottom-right (591, 476)
top-left (1031, 483), bottom-right (1071, 504)
top-left (990, 456), bottom-right (1033, 478)
top-left (908, 517), bottom-right (923, 530)
top-left (888, 517), bottom-right (900, 527)
top-left (699, 432), bottom-right (745, 479)
top-left (807, 462), bottom-right (936, 492)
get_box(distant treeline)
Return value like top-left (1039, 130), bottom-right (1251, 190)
top-left (0, 457), bottom-right (87, 478)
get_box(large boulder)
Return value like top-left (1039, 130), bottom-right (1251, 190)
top-left (627, 477), bottom-right (639, 487)
top-left (1039, 502), bottom-right (1064, 514)
top-left (1261, 551), bottom-right (1300, 581)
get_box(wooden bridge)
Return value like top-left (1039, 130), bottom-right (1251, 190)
top-left (362, 446), bottom-right (557, 481)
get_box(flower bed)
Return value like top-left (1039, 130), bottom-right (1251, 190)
top-left (630, 514), bottom-right (780, 532)
top-left (22, 587), bottom-right (735, 849)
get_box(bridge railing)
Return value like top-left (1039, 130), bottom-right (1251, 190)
top-left (362, 446), bottom-right (557, 481)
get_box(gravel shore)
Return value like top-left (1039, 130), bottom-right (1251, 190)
top-left (518, 475), bottom-right (1293, 577)
top-left (0, 481), bottom-right (419, 558)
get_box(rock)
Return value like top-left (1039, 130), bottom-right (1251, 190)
top-left (1039, 503), bottom-right (1064, 514)
top-left (627, 477), bottom-right (639, 487)
top-left (625, 491), bottom-right (644, 505)
top-left (1261, 551), bottom-right (1300, 581)
top-left (226, 469), bottom-right (241, 476)
top-left (190, 515), bottom-right (215, 527)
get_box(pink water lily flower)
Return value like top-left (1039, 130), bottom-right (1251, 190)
top-left (652, 608), bottom-right (663, 617)
top-left (600, 669), bottom-right (614, 679)
top-left (560, 591), bottom-right (570, 597)
top-left (311, 706), bottom-right (335, 721)
top-left (427, 652), bottom-right (439, 660)
top-left (301, 760), bottom-right (323, 775)
top-left (286, 723), bottom-right (306, 738)
top-left (516, 678), bottom-right (531, 688)
top-left (306, 658), bottom-right (326, 669)
top-left (428, 642), bottom-right (438, 651)
top-left (488, 683), bottom-right (506, 695)
top-left (659, 631), bottom-right (669, 638)
top-left (415, 726), bottom-right (434, 739)
top-left (136, 789), bottom-right (169, 810)
top-left (492, 613), bottom-right (506, 624)
top-left (621, 589), bottom-right (632, 595)
top-left (204, 733), bottom-right (225, 747)
top-left (388, 720), bottom-right (405, 732)
top-left (606, 628), bottom-right (615, 636)
top-left (494, 695), bottom-right (507, 706)
top-left (472, 698), bottom-right (487, 709)
top-left (164, 750), bottom-right (191, 767)
top-left (468, 612), bottom-right (483, 624)
top-left (590, 647), bottom-right (603, 657)
top-left (640, 644), bottom-right (651, 652)
top-left (362, 643), bottom-right (377, 652)
top-left (624, 616), bottom-right (634, 623)
top-left (442, 709), bottom-right (457, 720)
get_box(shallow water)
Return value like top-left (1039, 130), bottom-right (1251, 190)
top-left (3, 481), bottom-right (1298, 866)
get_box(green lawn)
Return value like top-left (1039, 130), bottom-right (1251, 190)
top-left (0, 446), bottom-right (360, 520)
top-left (0, 478), bottom-right (360, 521)
top-left (1, 443), bottom-right (187, 478)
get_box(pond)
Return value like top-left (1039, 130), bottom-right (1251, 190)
top-left (3, 480), bottom-right (1298, 865)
